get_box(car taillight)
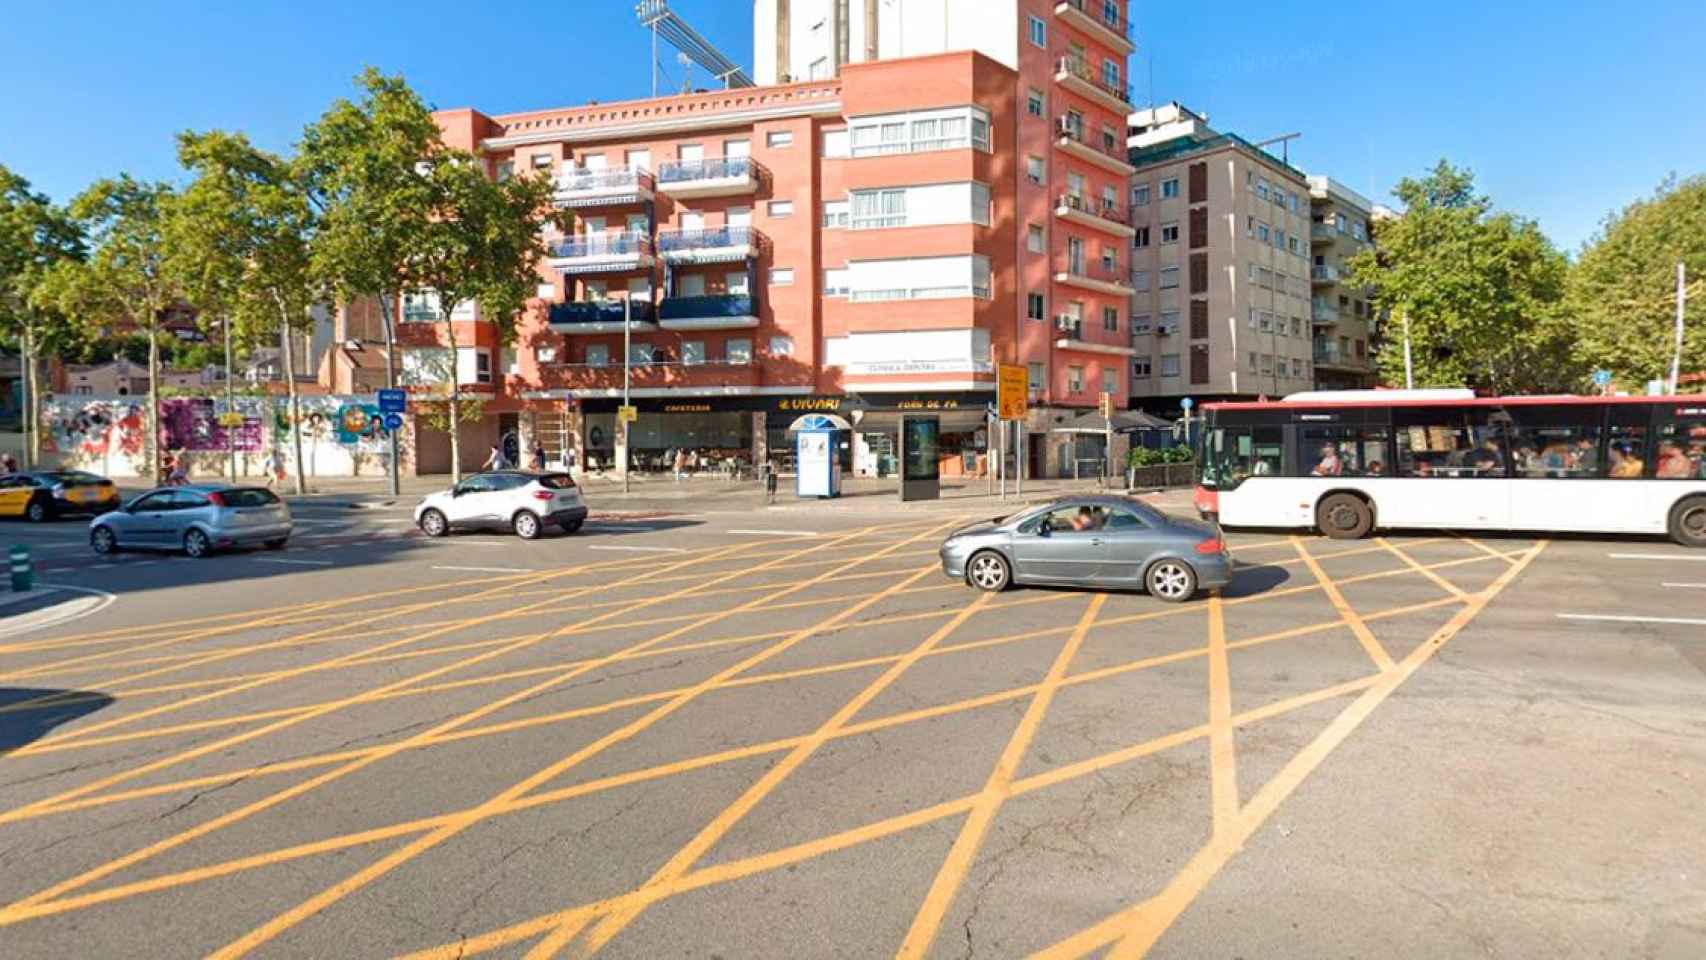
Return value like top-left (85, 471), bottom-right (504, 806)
top-left (531, 490), bottom-right (555, 501)
top-left (1195, 538), bottom-right (1224, 555)
top-left (1193, 486), bottom-right (1219, 514)
top-left (207, 491), bottom-right (227, 507)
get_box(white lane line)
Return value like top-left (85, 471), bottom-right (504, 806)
top-left (1608, 552), bottom-right (1706, 562)
top-left (1558, 613), bottom-right (1706, 627)
top-left (0, 584), bottom-right (118, 640)
top-left (253, 558), bottom-right (335, 566)
top-left (1663, 582), bottom-right (1706, 589)
top-left (586, 545), bottom-right (688, 554)
top-left (432, 564), bottom-right (534, 573)
top-left (727, 528), bottom-right (818, 537)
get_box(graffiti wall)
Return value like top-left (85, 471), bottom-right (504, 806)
top-left (40, 394), bottom-right (407, 478)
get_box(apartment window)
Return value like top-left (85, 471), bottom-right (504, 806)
top-left (1256, 178), bottom-right (1269, 201)
top-left (1288, 236), bottom-right (1301, 255)
top-left (851, 188), bottom-right (906, 228)
top-left (1159, 354), bottom-right (1181, 378)
top-left (1130, 314), bottom-right (1153, 335)
top-left (1103, 306), bottom-right (1119, 331)
top-left (1291, 317), bottom-right (1303, 337)
top-left (1026, 87), bottom-right (1044, 117)
top-left (1131, 270), bottom-right (1150, 291)
top-left (972, 183), bottom-right (991, 225)
top-left (530, 153), bottom-right (552, 170)
top-left (1160, 309), bottom-right (1180, 332)
top-left (1133, 226), bottom-right (1150, 248)
top-left (1248, 351), bottom-right (1259, 372)
top-left (1160, 221), bottom-right (1179, 244)
top-left (1027, 224), bottom-right (1045, 253)
top-left (1028, 362), bottom-right (1045, 390)
top-left (1292, 357), bottom-right (1304, 377)
top-left (1103, 0), bottom-right (1121, 26)
top-left (1102, 125), bottom-right (1118, 153)
top-left (1260, 354), bottom-right (1274, 375)
top-left (769, 335), bottom-right (794, 357)
top-left (1257, 222), bottom-right (1270, 243)
top-left (823, 267), bottom-right (850, 296)
top-left (1133, 183), bottom-right (1150, 207)
top-left (766, 130), bottom-right (793, 148)
top-left (822, 129), bottom-right (850, 158)
top-left (1258, 312), bottom-right (1272, 333)
top-left (726, 338), bottom-right (753, 364)
top-left (681, 341), bottom-right (705, 366)
top-left (1028, 15), bottom-right (1046, 46)
top-left (1159, 266), bottom-right (1179, 289)
top-left (1248, 307), bottom-right (1260, 329)
top-left (1102, 368), bottom-right (1118, 395)
top-left (1132, 357), bottom-right (1151, 378)
top-left (1189, 346), bottom-right (1209, 384)
top-left (1189, 299), bottom-right (1209, 338)
top-left (1161, 178), bottom-right (1180, 199)
top-left (1101, 59), bottom-right (1121, 92)
top-left (585, 344), bottom-right (609, 367)
top-left (849, 107), bottom-right (990, 156)
top-left (822, 200), bottom-right (850, 228)
top-left (1353, 221), bottom-right (1367, 241)
top-left (1027, 292), bottom-right (1046, 321)
top-left (1100, 245), bottom-right (1116, 272)
top-left (770, 267), bottom-right (795, 285)
top-left (495, 160), bottom-right (514, 182)
top-left (1067, 365), bottom-right (1085, 392)
top-left (1026, 155), bottom-right (1044, 184)
top-left (1274, 228), bottom-right (1286, 248)
top-left (768, 200), bottom-right (794, 217)
top-left (1356, 339), bottom-right (1367, 358)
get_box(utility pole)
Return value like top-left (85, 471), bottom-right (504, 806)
top-left (622, 295), bottom-right (632, 494)
top-left (19, 326), bottom-right (33, 469)
top-left (1671, 262), bottom-right (1686, 394)
top-left (1402, 310), bottom-right (1415, 390)
top-left (224, 317), bottom-right (237, 482)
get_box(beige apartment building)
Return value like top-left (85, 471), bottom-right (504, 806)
top-left (1125, 103), bottom-right (1316, 409)
top-left (1306, 175), bottom-right (1379, 388)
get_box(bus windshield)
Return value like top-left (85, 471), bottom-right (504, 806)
top-left (1199, 425), bottom-right (1284, 489)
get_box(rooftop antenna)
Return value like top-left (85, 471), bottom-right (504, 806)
top-left (1253, 132), bottom-right (1301, 166)
top-left (636, 0), bottom-right (753, 96)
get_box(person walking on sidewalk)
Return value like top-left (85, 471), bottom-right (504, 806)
top-left (263, 449), bottom-right (286, 490)
top-left (673, 447), bottom-right (687, 482)
top-left (481, 442), bottom-right (506, 472)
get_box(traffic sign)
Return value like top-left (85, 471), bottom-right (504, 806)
top-left (377, 388), bottom-right (407, 414)
top-left (383, 413), bottom-right (403, 431)
top-left (996, 364), bottom-right (1028, 420)
top-left (617, 405), bottom-right (639, 423)
top-left (1181, 397), bottom-right (1194, 410)
top-left (1098, 391), bottom-right (1114, 419)
top-left (1593, 369), bottom-right (1612, 387)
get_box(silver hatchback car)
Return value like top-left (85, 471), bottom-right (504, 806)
top-left (90, 485), bottom-right (293, 558)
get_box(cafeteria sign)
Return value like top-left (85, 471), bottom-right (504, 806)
top-left (996, 364), bottom-right (1028, 420)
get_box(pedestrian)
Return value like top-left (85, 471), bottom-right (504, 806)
top-left (263, 449), bottom-right (286, 490)
top-left (0, 452), bottom-right (15, 475)
top-left (481, 442), bottom-right (505, 472)
top-left (673, 447), bottom-right (687, 482)
top-left (166, 450), bottom-right (189, 486)
top-left (530, 442), bottom-right (547, 472)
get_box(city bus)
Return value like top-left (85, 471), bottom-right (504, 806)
top-left (1192, 391), bottom-right (1706, 547)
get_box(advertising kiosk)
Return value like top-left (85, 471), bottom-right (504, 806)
top-left (794, 415), bottom-right (843, 498)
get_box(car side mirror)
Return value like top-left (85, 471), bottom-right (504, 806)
top-left (451, 486), bottom-right (465, 497)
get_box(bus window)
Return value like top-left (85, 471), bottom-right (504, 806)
top-left (1606, 424), bottom-right (1649, 478)
top-left (1201, 426), bottom-right (1283, 488)
top-left (1394, 407), bottom-right (1504, 478)
top-left (1506, 406), bottom-right (1602, 478)
top-left (1655, 417), bottom-right (1706, 479)
top-left (1299, 426), bottom-right (1389, 477)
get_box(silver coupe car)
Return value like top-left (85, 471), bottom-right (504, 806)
top-left (938, 495), bottom-right (1232, 602)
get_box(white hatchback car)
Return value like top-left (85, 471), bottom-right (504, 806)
top-left (414, 471), bottom-right (588, 540)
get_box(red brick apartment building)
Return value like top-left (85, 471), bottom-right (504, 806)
top-left (376, 1), bottom-right (1137, 476)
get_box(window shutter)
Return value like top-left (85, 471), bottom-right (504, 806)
top-left (1189, 299), bottom-right (1209, 339)
top-left (1188, 206), bottom-right (1208, 249)
top-left (1189, 345), bottom-right (1210, 384)
top-left (1188, 162), bottom-right (1208, 204)
top-left (1189, 252), bottom-right (1209, 294)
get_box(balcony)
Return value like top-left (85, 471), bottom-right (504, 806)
top-left (1314, 343), bottom-right (1365, 369)
top-left (1054, 256), bottom-right (1135, 296)
top-left (547, 232), bottom-right (654, 275)
top-left (1054, 192), bottom-right (1135, 239)
top-left (1054, 116), bottom-right (1135, 175)
top-left (1054, 55), bottom-right (1133, 114)
top-left (657, 294), bottom-right (759, 331)
top-left (655, 157), bottom-right (761, 200)
top-left (656, 225), bottom-right (765, 265)
top-left (547, 299), bottom-right (659, 335)
top-left (1054, 315), bottom-right (1137, 356)
top-left (1054, 0), bottom-right (1136, 55)
top-left (1310, 223), bottom-right (1336, 245)
top-left (1312, 302), bottom-right (1340, 326)
top-left (1311, 264), bottom-right (1341, 285)
top-left (551, 166), bottom-right (655, 208)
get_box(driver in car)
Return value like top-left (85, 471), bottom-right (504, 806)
top-left (1070, 506), bottom-right (1100, 531)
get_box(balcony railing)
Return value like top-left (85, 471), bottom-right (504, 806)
top-left (1312, 302), bottom-right (1340, 325)
top-left (1310, 223), bottom-right (1336, 243)
top-left (1056, 192), bottom-right (1127, 227)
top-left (1055, 116), bottom-right (1131, 170)
top-left (1055, 315), bottom-right (1084, 339)
top-left (1055, 55), bottom-right (1133, 109)
top-left (1055, 0), bottom-right (1136, 44)
top-left (552, 166), bottom-right (654, 207)
top-left (1054, 256), bottom-right (1133, 293)
top-left (1311, 264), bottom-right (1340, 284)
top-left (548, 232), bottom-right (653, 260)
top-left (1314, 343), bottom-right (1347, 365)
top-left (655, 226), bottom-right (764, 262)
top-left (548, 299), bottom-right (657, 329)
top-left (658, 294), bottom-right (759, 330)
top-left (658, 156), bottom-right (752, 183)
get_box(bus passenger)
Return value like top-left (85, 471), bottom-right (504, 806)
top-left (1656, 441), bottom-right (1693, 479)
top-left (1310, 443), bottom-right (1342, 477)
top-left (1608, 445), bottom-right (1644, 478)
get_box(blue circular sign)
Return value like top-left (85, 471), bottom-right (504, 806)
top-left (1181, 397), bottom-right (1195, 410)
top-left (383, 413), bottom-right (404, 431)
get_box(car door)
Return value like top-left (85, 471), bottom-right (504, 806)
top-left (117, 491), bottom-right (177, 545)
top-left (164, 490), bottom-right (213, 545)
top-left (446, 475), bottom-right (498, 526)
top-left (1097, 506), bottom-right (1158, 585)
top-left (1009, 505), bottom-right (1106, 583)
top-left (0, 476), bottom-right (32, 517)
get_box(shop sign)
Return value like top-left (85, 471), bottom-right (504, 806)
top-left (996, 364), bottom-right (1028, 420)
top-left (777, 397), bottom-right (842, 412)
top-left (845, 360), bottom-right (982, 376)
top-left (661, 402), bottom-right (713, 413)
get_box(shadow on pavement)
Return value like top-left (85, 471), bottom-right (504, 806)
top-left (1221, 563), bottom-right (1292, 599)
top-left (0, 687), bottom-right (116, 754)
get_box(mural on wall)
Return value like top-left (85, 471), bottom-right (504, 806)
top-left (41, 399), bottom-right (148, 471)
top-left (159, 397), bottom-right (264, 453)
top-left (334, 402), bottom-right (385, 447)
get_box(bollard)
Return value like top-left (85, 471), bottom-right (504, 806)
top-left (9, 545), bottom-right (32, 592)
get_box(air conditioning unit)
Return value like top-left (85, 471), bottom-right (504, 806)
top-left (1156, 322), bottom-right (1178, 336)
top-left (1054, 315), bottom-right (1082, 333)
top-left (1055, 116), bottom-right (1079, 139)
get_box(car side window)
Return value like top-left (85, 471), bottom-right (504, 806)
top-left (491, 474), bottom-right (529, 491)
top-left (132, 492), bottom-right (174, 511)
top-left (172, 491), bottom-right (210, 510)
top-left (1042, 505), bottom-right (1108, 532)
top-left (1104, 509), bottom-right (1147, 531)
top-left (460, 476), bottom-right (493, 494)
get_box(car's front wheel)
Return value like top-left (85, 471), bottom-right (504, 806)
top-left (1670, 496), bottom-right (1706, 548)
top-left (966, 550), bottom-right (1011, 592)
top-left (419, 508), bottom-right (449, 538)
top-left (183, 528), bottom-right (212, 559)
top-left (90, 526), bottom-right (117, 556)
top-left (25, 498), bottom-right (50, 523)
top-left (512, 510), bottom-right (541, 540)
top-left (1146, 559), bottom-right (1198, 603)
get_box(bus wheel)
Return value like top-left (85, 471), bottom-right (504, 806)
top-left (1669, 497), bottom-right (1706, 548)
top-left (1316, 493), bottom-right (1372, 540)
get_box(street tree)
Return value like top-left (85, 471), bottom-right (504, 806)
top-left (0, 164), bottom-right (86, 466)
top-left (44, 177), bottom-right (179, 480)
top-left (1567, 174), bottom-right (1705, 390)
top-left (1347, 160), bottom-right (1580, 394)
top-left (170, 130), bottom-right (320, 492)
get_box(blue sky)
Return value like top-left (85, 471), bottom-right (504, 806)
top-left (2, 0), bottom-right (1701, 251)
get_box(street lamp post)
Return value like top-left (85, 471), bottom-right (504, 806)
top-left (224, 317), bottom-right (237, 482)
top-left (623, 295), bottom-right (632, 495)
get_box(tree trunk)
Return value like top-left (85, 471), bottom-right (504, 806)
top-left (21, 324), bottom-right (36, 469)
top-left (278, 296), bottom-right (308, 496)
top-left (448, 390), bottom-right (462, 484)
top-left (146, 328), bottom-right (161, 482)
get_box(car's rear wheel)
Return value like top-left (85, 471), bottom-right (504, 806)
top-left (1669, 496), bottom-right (1706, 548)
top-left (966, 551), bottom-right (1011, 592)
top-left (419, 508), bottom-right (449, 538)
top-left (183, 528), bottom-right (211, 559)
top-left (1316, 492), bottom-right (1373, 540)
top-left (512, 510), bottom-right (541, 540)
top-left (264, 538), bottom-right (288, 550)
top-left (1146, 559), bottom-right (1198, 603)
top-left (25, 498), bottom-right (49, 523)
top-left (560, 517), bottom-right (584, 535)
top-left (90, 526), bottom-right (116, 556)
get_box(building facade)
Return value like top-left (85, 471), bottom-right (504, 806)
top-left (396, 0), bottom-right (1137, 478)
top-left (1306, 175), bottom-right (1379, 388)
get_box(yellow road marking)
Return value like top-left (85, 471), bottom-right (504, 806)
top-left (1377, 537), bottom-right (1468, 599)
top-left (1205, 595), bottom-right (1238, 839)
top-left (897, 594), bottom-right (1107, 959)
top-left (205, 520), bottom-right (958, 959)
top-left (1291, 537), bottom-right (1395, 671)
top-left (1455, 533), bottom-right (1522, 565)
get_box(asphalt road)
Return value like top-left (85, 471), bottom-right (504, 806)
top-left (0, 497), bottom-right (1702, 958)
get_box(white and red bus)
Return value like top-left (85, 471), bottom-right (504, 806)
top-left (1192, 391), bottom-right (1706, 547)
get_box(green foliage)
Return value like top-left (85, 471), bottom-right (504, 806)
top-left (412, 396), bottom-right (487, 432)
top-left (1347, 160), bottom-right (1582, 394)
top-left (1128, 444), bottom-right (1194, 467)
top-left (0, 163), bottom-right (86, 353)
top-left (1567, 175), bottom-right (1705, 387)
